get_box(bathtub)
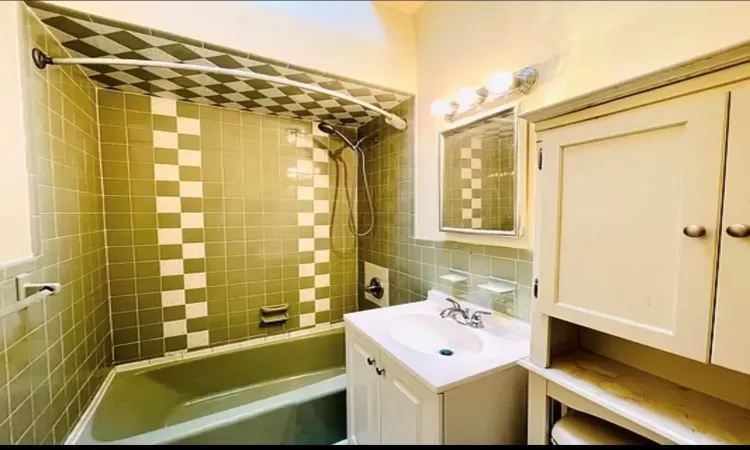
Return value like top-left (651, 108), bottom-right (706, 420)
top-left (67, 328), bottom-right (346, 445)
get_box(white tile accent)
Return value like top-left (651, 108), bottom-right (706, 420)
top-left (299, 263), bottom-right (315, 277)
top-left (160, 259), bottom-right (184, 276)
top-left (471, 158), bottom-right (482, 169)
top-left (158, 228), bottom-right (183, 245)
top-left (315, 298), bottom-right (330, 312)
top-left (296, 133), bottom-right (313, 148)
top-left (180, 181), bottom-right (203, 197)
top-left (313, 174), bottom-right (329, 188)
top-left (300, 313), bottom-right (316, 328)
top-left (187, 331), bottom-right (209, 349)
top-left (315, 274), bottom-right (330, 288)
top-left (178, 150), bottom-right (202, 166)
top-left (471, 218), bottom-right (483, 228)
top-left (471, 198), bottom-right (482, 208)
top-left (314, 200), bottom-right (329, 213)
top-left (154, 131), bottom-right (178, 149)
top-left (297, 186), bottom-right (314, 200)
top-left (313, 148), bottom-right (328, 162)
top-left (164, 319), bottom-right (187, 337)
top-left (186, 302), bottom-right (208, 318)
top-left (162, 290), bottom-right (186, 306)
top-left (298, 238), bottom-right (314, 252)
top-left (296, 160), bottom-right (313, 174)
top-left (185, 273), bottom-right (207, 289)
top-left (461, 148), bottom-right (472, 158)
top-left (461, 188), bottom-right (472, 200)
top-left (177, 117), bottom-right (201, 135)
top-left (312, 122), bottom-right (328, 137)
top-left (181, 212), bottom-right (204, 228)
top-left (155, 163), bottom-right (179, 181)
top-left (300, 288), bottom-right (315, 302)
top-left (471, 178), bottom-right (482, 189)
top-left (314, 249), bottom-right (330, 263)
top-left (298, 212), bottom-right (314, 226)
top-left (156, 196), bottom-right (181, 213)
top-left (462, 209), bottom-right (472, 219)
top-left (314, 225), bottom-right (329, 238)
top-left (151, 97), bottom-right (177, 116)
top-left (461, 168), bottom-right (472, 179)
top-left (182, 243), bottom-right (205, 259)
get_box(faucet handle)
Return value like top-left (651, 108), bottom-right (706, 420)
top-left (445, 297), bottom-right (461, 309)
top-left (469, 310), bottom-right (492, 328)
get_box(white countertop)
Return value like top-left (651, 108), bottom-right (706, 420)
top-left (344, 291), bottom-right (530, 393)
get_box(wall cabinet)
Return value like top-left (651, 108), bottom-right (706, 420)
top-left (535, 80), bottom-right (750, 367)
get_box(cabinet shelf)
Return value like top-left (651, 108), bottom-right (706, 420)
top-left (519, 350), bottom-right (750, 445)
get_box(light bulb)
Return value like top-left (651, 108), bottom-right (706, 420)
top-left (485, 71), bottom-right (514, 94)
top-left (455, 87), bottom-right (478, 107)
top-left (430, 99), bottom-right (453, 116)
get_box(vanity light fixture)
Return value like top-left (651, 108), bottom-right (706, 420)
top-left (430, 67), bottom-right (538, 119)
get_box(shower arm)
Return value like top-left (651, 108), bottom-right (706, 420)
top-left (31, 48), bottom-right (408, 131)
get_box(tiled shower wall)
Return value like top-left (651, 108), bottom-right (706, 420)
top-left (0, 6), bottom-right (111, 445)
top-left (98, 91), bottom-right (358, 363)
top-left (357, 99), bottom-right (533, 319)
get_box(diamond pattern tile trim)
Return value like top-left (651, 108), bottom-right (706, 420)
top-left (27, 1), bottom-right (412, 127)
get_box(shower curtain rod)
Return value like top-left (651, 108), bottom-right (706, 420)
top-left (31, 48), bottom-right (408, 130)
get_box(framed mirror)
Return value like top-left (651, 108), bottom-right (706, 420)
top-left (439, 104), bottom-right (526, 236)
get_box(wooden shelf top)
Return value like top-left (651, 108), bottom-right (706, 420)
top-left (519, 350), bottom-right (750, 445)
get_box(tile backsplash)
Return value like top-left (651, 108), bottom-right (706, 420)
top-left (98, 91), bottom-right (358, 363)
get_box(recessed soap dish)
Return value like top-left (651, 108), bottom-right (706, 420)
top-left (260, 304), bottom-right (289, 325)
top-left (439, 270), bottom-right (468, 284)
top-left (478, 278), bottom-right (516, 295)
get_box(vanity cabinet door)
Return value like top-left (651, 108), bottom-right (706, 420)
top-left (378, 353), bottom-right (442, 445)
top-left (346, 328), bottom-right (381, 445)
top-left (537, 89), bottom-right (729, 362)
top-left (711, 85), bottom-right (750, 375)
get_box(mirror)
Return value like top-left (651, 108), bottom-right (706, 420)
top-left (439, 104), bottom-right (524, 235)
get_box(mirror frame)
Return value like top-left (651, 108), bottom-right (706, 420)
top-left (438, 102), bottom-right (527, 236)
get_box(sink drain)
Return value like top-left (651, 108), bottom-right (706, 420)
top-left (439, 349), bottom-right (454, 356)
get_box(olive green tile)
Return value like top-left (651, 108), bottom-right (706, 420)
top-left (132, 197), bottom-right (156, 213)
top-left (160, 244), bottom-right (183, 260)
top-left (138, 293), bottom-right (162, 310)
top-left (107, 230), bottom-right (133, 247)
top-left (186, 288), bottom-right (207, 303)
top-left (125, 93), bottom-right (151, 112)
top-left (187, 317), bottom-right (207, 332)
top-left (179, 166), bottom-right (201, 181)
top-left (132, 213), bottom-right (157, 229)
top-left (128, 145), bottom-right (154, 163)
top-left (129, 162), bottom-right (154, 180)
top-left (109, 263), bottom-right (135, 280)
top-left (158, 213), bottom-right (181, 228)
top-left (101, 143), bottom-right (128, 162)
top-left (164, 305), bottom-right (186, 321)
top-left (134, 245), bottom-right (159, 261)
top-left (127, 128), bottom-right (153, 145)
top-left (155, 147), bottom-right (178, 164)
top-left (99, 90), bottom-right (125, 109)
top-left (162, 275), bottom-right (184, 291)
top-left (99, 107), bottom-right (125, 126)
top-left (178, 134), bottom-right (200, 150)
top-left (102, 161), bottom-right (128, 179)
top-left (153, 114), bottom-right (177, 132)
top-left (200, 106), bottom-right (221, 122)
top-left (130, 180), bottom-right (156, 196)
top-left (114, 344), bottom-right (139, 362)
top-left (126, 110), bottom-right (151, 129)
top-left (184, 258), bottom-right (205, 274)
top-left (156, 181), bottom-right (180, 196)
top-left (141, 339), bottom-right (164, 359)
top-left (137, 276), bottom-right (161, 294)
top-left (165, 336), bottom-right (187, 352)
top-left (177, 102), bottom-right (200, 119)
top-left (136, 261), bottom-right (160, 278)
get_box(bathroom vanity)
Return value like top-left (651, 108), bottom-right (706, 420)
top-left (343, 291), bottom-right (530, 445)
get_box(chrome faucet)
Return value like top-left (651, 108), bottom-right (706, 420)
top-left (439, 298), bottom-right (492, 329)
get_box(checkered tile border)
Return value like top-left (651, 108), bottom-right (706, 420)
top-left (28, 2), bottom-right (412, 127)
top-left (461, 138), bottom-right (483, 229)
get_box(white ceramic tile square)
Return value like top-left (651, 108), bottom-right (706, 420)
top-left (177, 117), bottom-right (201, 135)
top-left (461, 168), bottom-right (472, 179)
top-left (314, 249), bottom-right (330, 263)
top-left (300, 313), bottom-right (315, 328)
top-left (163, 319), bottom-right (186, 337)
top-left (462, 209), bottom-right (472, 219)
top-left (471, 198), bottom-right (482, 208)
top-left (155, 163), bottom-right (179, 181)
top-left (158, 228), bottom-right (182, 245)
top-left (312, 122), bottom-right (327, 137)
top-left (184, 273), bottom-right (207, 289)
top-left (300, 288), bottom-right (315, 302)
top-left (297, 186), bottom-right (313, 200)
top-left (180, 181), bottom-right (203, 198)
top-left (296, 133), bottom-right (313, 148)
top-left (298, 238), bottom-right (314, 252)
top-left (315, 298), bottom-right (330, 312)
top-left (152, 97), bottom-right (177, 116)
top-left (160, 259), bottom-right (184, 276)
top-left (178, 149), bottom-right (201, 166)
top-left (313, 148), bottom-right (328, 162)
top-left (461, 188), bottom-right (472, 200)
top-left (314, 174), bottom-right (329, 188)
top-left (162, 290), bottom-right (185, 307)
top-left (461, 148), bottom-right (472, 158)
top-left (471, 158), bottom-right (482, 169)
top-left (297, 212), bottom-right (314, 226)
top-left (314, 225), bottom-right (329, 238)
top-left (187, 331), bottom-right (209, 348)
top-left (315, 274), bottom-right (330, 288)
top-left (181, 212), bottom-right (204, 228)
top-left (154, 131), bottom-right (178, 149)
top-left (299, 263), bottom-right (315, 277)
top-left (314, 200), bottom-right (328, 213)
top-left (471, 218), bottom-right (483, 228)
top-left (182, 242), bottom-right (205, 259)
top-left (296, 160), bottom-right (313, 174)
top-left (156, 196), bottom-right (181, 213)
top-left (364, 262), bottom-right (389, 307)
top-left (186, 302), bottom-right (208, 318)
top-left (471, 137), bottom-right (482, 149)
top-left (471, 178), bottom-right (482, 189)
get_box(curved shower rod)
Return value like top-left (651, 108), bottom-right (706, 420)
top-left (31, 48), bottom-right (408, 130)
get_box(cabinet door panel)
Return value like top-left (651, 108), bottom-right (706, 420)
top-left (538, 90), bottom-right (728, 361)
top-left (711, 85), bottom-right (750, 374)
top-left (379, 353), bottom-right (441, 445)
top-left (346, 328), bottom-right (381, 445)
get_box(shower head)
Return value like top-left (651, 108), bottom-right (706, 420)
top-left (317, 122), bottom-right (336, 135)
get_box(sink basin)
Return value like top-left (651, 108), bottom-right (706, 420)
top-left (387, 314), bottom-right (484, 357)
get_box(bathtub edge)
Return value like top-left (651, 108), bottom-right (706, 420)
top-left (64, 367), bottom-right (117, 445)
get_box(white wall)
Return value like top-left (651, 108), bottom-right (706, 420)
top-left (0, 1), bottom-right (33, 264)
top-left (47, 1), bottom-right (417, 93)
top-left (414, 1), bottom-right (750, 247)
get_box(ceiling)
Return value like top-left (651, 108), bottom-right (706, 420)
top-left (28, 2), bottom-right (412, 127)
top-left (375, 1), bottom-right (425, 14)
